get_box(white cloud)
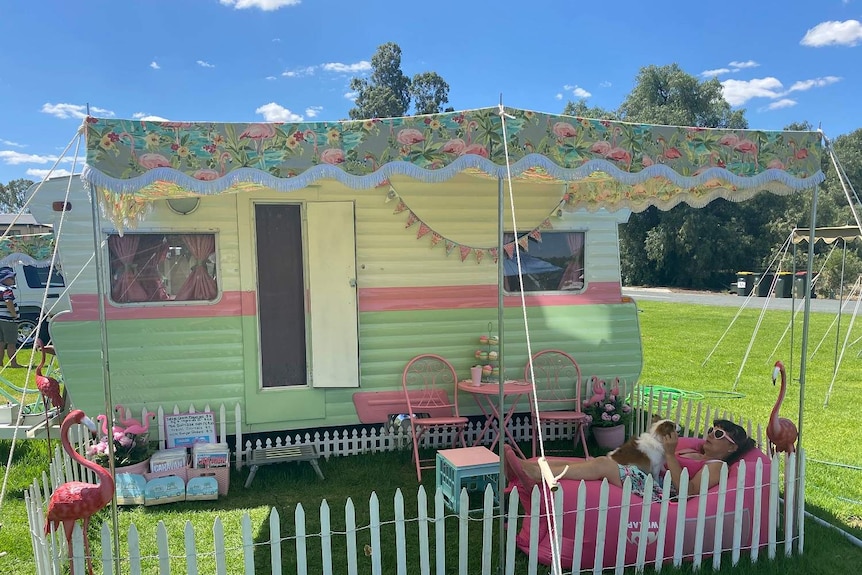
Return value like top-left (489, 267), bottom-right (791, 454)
top-left (41, 103), bottom-right (115, 120)
top-left (132, 113), bottom-right (171, 121)
top-left (801, 20), bottom-right (862, 47)
top-left (720, 77), bottom-right (784, 106)
top-left (197, 60), bottom-right (215, 68)
top-left (563, 84), bottom-right (591, 98)
top-left (220, 0), bottom-right (301, 10)
top-left (344, 91), bottom-right (359, 100)
top-left (0, 139), bottom-right (24, 148)
top-left (305, 106), bottom-right (323, 118)
top-left (599, 81), bottom-right (612, 88)
top-left (282, 66), bottom-right (316, 78)
top-left (322, 61), bottom-right (372, 73)
top-left (555, 93), bottom-right (563, 100)
top-left (150, 61), bottom-right (161, 70)
top-left (26, 168), bottom-right (74, 179)
top-left (766, 99), bottom-right (797, 110)
top-left (0, 150), bottom-right (72, 165)
top-left (728, 60), bottom-right (759, 70)
top-left (265, 75), bottom-right (277, 81)
top-left (701, 60), bottom-right (759, 77)
top-left (272, 38), bottom-right (281, 42)
top-left (255, 102), bottom-right (303, 122)
top-left (788, 75), bottom-right (842, 92)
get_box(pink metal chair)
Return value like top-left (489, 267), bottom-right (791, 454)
top-left (525, 349), bottom-right (590, 458)
top-left (401, 354), bottom-right (468, 482)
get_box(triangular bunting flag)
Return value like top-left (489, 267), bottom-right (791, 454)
top-left (445, 240), bottom-right (456, 255)
top-left (405, 212), bottom-right (418, 228)
top-left (474, 249), bottom-right (484, 264)
top-left (489, 248), bottom-right (499, 263)
top-left (385, 187), bottom-right (398, 203)
top-left (503, 242), bottom-right (515, 258)
top-left (393, 200), bottom-right (407, 214)
top-left (460, 245), bottom-right (471, 262)
top-left (540, 218), bottom-right (553, 229)
top-left (529, 229), bottom-right (542, 242)
top-left (416, 222), bottom-right (431, 239)
top-left (430, 232), bottom-right (442, 246)
top-left (517, 236), bottom-right (530, 251)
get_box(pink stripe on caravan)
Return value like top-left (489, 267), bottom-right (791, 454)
top-left (358, 282), bottom-right (622, 312)
top-left (54, 291), bottom-right (256, 322)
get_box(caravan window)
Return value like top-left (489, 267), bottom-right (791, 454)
top-left (107, 233), bottom-right (218, 303)
top-left (22, 265), bottom-right (65, 288)
top-left (502, 231), bottom-right (585, 293)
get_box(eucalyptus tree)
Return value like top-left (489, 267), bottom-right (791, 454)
top-left (348, 43), bottom-right (451, 119)
top-left (0, 178), bottom-right (33, 213)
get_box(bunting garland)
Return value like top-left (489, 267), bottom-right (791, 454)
top-left (385, 184), bottom-right (563, 264)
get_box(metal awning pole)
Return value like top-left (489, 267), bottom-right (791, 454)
top-left (87, 182), bottom-right (122, 571)
top-left (496, 173), bottom-right (506, 575)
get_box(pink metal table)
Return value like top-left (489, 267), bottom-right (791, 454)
top-left (457, 380), bottom-right (531, 459)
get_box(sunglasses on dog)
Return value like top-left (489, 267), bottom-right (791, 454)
top-left (707, 426), bottom-right (736, 444)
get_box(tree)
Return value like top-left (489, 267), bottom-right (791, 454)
top-left (619, 64), bottom-right (747, 129)
top-left (410, 72), bottom-right (451, 115)
top-left (348, 43), bottom-right (450, 119)
top-left (605, 65), bottom-right (834, 289)
top-left (0, 179), bottom-right (33, 213)
top-left (562, 99), bottom-right (618, 120)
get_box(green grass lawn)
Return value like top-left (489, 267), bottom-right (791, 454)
top-left (1, 299), bottom-right (862, 573)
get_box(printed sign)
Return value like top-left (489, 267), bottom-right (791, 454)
top-left (164, 412), bottom-right (217, 448)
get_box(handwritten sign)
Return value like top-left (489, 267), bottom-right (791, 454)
top-left (164, 412), bottom-right (217, 448)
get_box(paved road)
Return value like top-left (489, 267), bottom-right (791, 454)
top-left (621, 286), bottom-right (848, 314)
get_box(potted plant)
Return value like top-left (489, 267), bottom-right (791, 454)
top-left (584, 379), bottom-right (632, 449)
top-left (87, 419), bottom-right (156, 474)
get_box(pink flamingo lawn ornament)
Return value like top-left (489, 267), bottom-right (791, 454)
top-left (96, 414), bottom-right (126, 440)
top-left (120, 410), bottom-right (156, 437)
top-left (33, 338), bottom-right (64, 447)
top-left (114, 404), bottom-right (149, 429)
top-left (45, 410), bottom-right (115, 575)
top-left (586, 376), bottom-right (606, 407)
top-left (34, 339), bottom-right (64, 410)
top-left (768, 361), bottom-right (799, 455)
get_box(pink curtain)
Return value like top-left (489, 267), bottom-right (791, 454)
top-left (108, 235), bottom-right (148, 303)
top-left (175, 235), bottom-right (218, 301)
top-left (135, 236), bottom-right (169, 301)
top-left (558, 233), bottom-right (585, 290)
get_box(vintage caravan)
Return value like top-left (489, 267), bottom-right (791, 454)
top-left (28, 177), bottom-right (640, 433)
top-left (26, 108), bottom-right (822, 434)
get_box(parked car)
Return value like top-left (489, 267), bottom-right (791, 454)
top-left (11, 263), bottom-right (68, 347)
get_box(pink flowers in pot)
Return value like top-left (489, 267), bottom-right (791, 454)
top-left (86, 415), bottom-right (154, 468)
top-left (584, 377), bottom-right (633, 428)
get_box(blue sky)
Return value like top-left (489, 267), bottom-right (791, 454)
top-left (1, 0), bottom-right (860, 184)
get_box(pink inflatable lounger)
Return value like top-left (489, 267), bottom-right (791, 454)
top-left (508, 437), bottom-right (771, 570)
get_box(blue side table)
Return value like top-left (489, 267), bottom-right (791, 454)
top-left (436, 446), bottom-right (500, 512)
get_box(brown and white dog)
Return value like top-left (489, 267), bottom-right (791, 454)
top-left (608, 418), bottom-right (679, 480)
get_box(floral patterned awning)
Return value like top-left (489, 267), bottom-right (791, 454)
top-left (0, 234), bottom-right (57, 267)
top-left (82, 106), bottom-right (824, 220)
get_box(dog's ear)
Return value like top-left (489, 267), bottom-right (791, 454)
top-left (650, 413), bottom-right (663, 425)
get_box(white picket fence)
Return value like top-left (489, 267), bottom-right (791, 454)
top-left (25, 394), bottom-right (805, 574)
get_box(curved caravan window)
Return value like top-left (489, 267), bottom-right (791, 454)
top-left (503, 231), bottom-right (585, 293)
top-left (107, 233), bottom-right (218, 303)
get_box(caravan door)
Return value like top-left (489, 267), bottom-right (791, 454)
top-left (246, 201), bottom-right (359, 425)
